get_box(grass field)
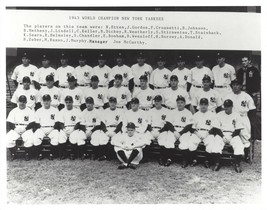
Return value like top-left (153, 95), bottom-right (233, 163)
top-left (6, 141), bottom-right (261, 204)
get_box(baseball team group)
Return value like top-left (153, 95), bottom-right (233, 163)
top-left (6, 51), bottom-right (261, 173)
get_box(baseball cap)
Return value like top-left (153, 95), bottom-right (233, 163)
top-left (202, 75), bottom-right (211, 82)
top-left (22, 52), bottom-right (30, 59)
top-left (195, 55), bottom-right (204, 61)
top-left (199, 98), bottom-right (209, 105)
top-left (231, 79), bottom-right (242, 85)
top-left (223, 99), bottom-right (233, 107)
top-left (60, 53), bottom-right (68, 59)
top-left (18, 95), bottom-right (27, 103)
top-left (116, 52), bottom-right (124, 59)
top-left (42, 54), bottom-right (50, 61)
top-left (46, 75), bottom-right (54, 81)
top-left (114, 74), bottom-right (123, 80)
top-left (177, 55), bottom-right (185, 62)
top-left (78, 53), bottom-right (86, 60)
top-left (176, 95), bottom-right (185, 102)
top-left (139, 75), bottom-right (148, 81)
top-left (22, 76), bottom-right (31, 83)
top-left (137, 52), bottom-right (145, 59)
top-left (154, 95), bottom-right (163, 102)
top-left (65, 95), bottom-right (73, 102)
top-left (216, 52), bottom-right (226, 58)
top-left (131, 98), bottom-right (140, 104)
top-left (91, 75), bottom-right (99, 82)
top-left (170, 75), bottom-right (178, 81)
top-left (157, 55), bottom-right (165, 61)
top-left (98, 53), bottom-right (106, 60)
top-left (42, 94), bottom-right (51, 101)
top-left (109, 97), bottom-right (117, 103)
top-left (126, 122), bottom-right (136, 129)
top-left (67, 76), bottom-right (77, 82)
top-left (85, 97), bottom-right (94, 104)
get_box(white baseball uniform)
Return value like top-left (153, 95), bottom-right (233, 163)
top-left (33, 106), bottom-right (59, 146)
top-left (171, 67), bottom-right (191, 91)
top-left (11, 88), bottom-right (39, 110)
top-left (189, 66), bottom-right (214, 99)
top-left (81, 108), bottom-right (102, 138)
top-left (212, 111), bottom-right (245, 155)
top-left (60, 88), bottom-right (85, 109)
top-left (132, 87), bottom-right (155, 111)
top-left (106, 86), bottom-right (132, 109)
top-left (224, 91), bottom-right (256, 147)
top-left (6, 107), bottom-right (35, 148)
top-left (150, 67), bottom-right (171, 97)
top-left (38, 86), bottom-right (62, 108)
top-left (83, 87), bottom-right (108, 109)
top-left (148, 107), bottom-right (175, 148)
top-left (192, 89), bottom-right (222, 112)
top-left (36, 67), bottom-right (58, 87)
top-left (131, 63), bottom-right (153, 86)
top-left (56, 65), bottom-right (76, 88)
top-left (109, 64), bottom-right (134, 87)
top-left (162, 87), bottom-right (191, 110)
top-left (91, 108), bottom-right (125, 146)
top-left (167, 108), bottom-right (193, 150)
top-left (212, 63), bottom-right (236, 98)
top-left (91, 65), bottom-right (111, 87)
top-left (11, 64), bottom-right (38, 89)
top-left (74, 64), bottom-right (93, 91)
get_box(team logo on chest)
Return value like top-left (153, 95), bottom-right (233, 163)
top-left (98, 94), bottom-right (103, 99)
top-left (67, 73), bottom-right (72, 77)
top-left (144, 71), bottom-right (150, 76)
top-left (30, 72), bottom-right (34, 77)
top-left (30, 95), bottom-right (35, 100)
top-left (24, 116), bottom-right (29, 121)
top-left (249, 71), bottom-right (253, 77)
top-left (232, 119), bottom-right (236, 127)
top-left (115, 115), bottom-right (120, 121)
top-left (84, 72), bottom-right (89, 77)
top-left (163, 74), bottom-right (168, 80)
top-left (54, 95), bottom-right (58, 100)
top-left (75, 95), bottom-right (80, 100)
top-left (223, 73), bottom-right (230, 78)
top-left (147, 96), bottom-right (152, 101)
top-left (181, 117), bottom-right (186, 122)
top-left (121, 94), bottom-right (126, 99)
top-left (71, 116), bottom-right (76, 122)
top-left (104, 73), bottom-right (108, 79)
top-left (50, 72), bottom-right (55, 77)
top-left (123, 73), bottom-right (128, 78)
top-left (184, 75), bottom-right (188, 81)
top-left (161, 115), bottom-right (166, 120)
top-left (51, 114), bottom-right (55, 120)
top-left (210, 97), bottom-right (216, 103)
top-left (206, 120), bottom-right (211, 125)
top-left (92, 118), bottom-right (96, 123)
top-left (138, 118), bottom-right (142, 124)
top-left (241, 101), bottom-right (247, 107)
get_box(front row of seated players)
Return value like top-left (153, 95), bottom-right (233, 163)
top-left (6, 94), bottom-right (253, 173)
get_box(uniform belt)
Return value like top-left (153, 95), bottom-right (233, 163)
top-left (140, 107), bottom-right (151, 111)
top-left (193, 85), bottom-right (203, 88)
top-left (15, 123), bottom-right (27, 126)
top-left (122, 84), bottom-right (128, 87)
top-left (77, 84), bottom-right (87, 87)
top-left (197, 128), bottom-right (209, 131)
top-left (59, 85), bottom-right (68, 88)
top-left (65, 125), bottom-right (75, 127)
top-left (86, 125), bottom-right (95, 128)
top-left (98, 85), bottom-right (107, 88)
top-left (174, 125), bottom-right (184, 128)
top-left (154, 86), bottom-right (167, 89)
top-left (41, 126), bottom-right (54, 128)
top-left (166, 106), bottom-right (175, 110)
top-left (152, 126), bottom-right (162, 129)
top-left (223, 130), bottom-right (233, 133)
top-left (134, 85), bottom-right (141, 88)
top-left (106, 125), bottom-right (117, 128)
top-left (215, 85), bottom-right (228, 88)
top-left (94, 106), bottom-right (102, 109)
top-left (40, 84), bottom-right (47, 86)
top-left (116, 106), bottom-right (124, 109)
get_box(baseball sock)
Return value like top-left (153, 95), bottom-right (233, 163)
top-left (234, 155), bottom-right (242, 166)
top-left (244, 147), bottom-right (249, 160)
top-left (213, 153), bottom-right (221, 165)
top-left (117, 150), bottom-right (128, 163)
top-left (78, 145), bottom-right (86, 157)
top-left (160, 146), bottom-right (167, 161)
top-left (127, 149), bottom-right (139, 165)
top-left (9, 147), bottom-right (16, 154)
top-left (181, 149), bottom-right (189, 163)
top-left (35, 145), bottom-right (43, 157)
top-left (51, 145), bottom-right (58, 157)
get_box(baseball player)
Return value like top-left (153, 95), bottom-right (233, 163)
top-left (111, 122), bottom-right (147, 169)
top-left (149, 55), bottom-right (171, 97)
top-left (91, 97), bottom-right (124, 161)
top-left (83, 75), bottom-right (108, 109)
top-left (33, 94), bottom-right (60, 160)
top-left (210, 99), bottom-right (245, 172)
top-left (11, 52), bottom-right (38, 90)
top-left (189, 55), bottom-right (214, 99)
top-left (56, 53), bottom-right (76, 90)
top-left (109, 52), bottom-right (134, 91)
top-left (11, 76), bottom-right (40, 110)
top-left (91, 53), bottom-right (111, 89)
top-left (147, 95), bottom-right (175, 166)
top-left (162, 75), bottom-right (191, 111)
top-left (80, 97), bottom-right (103, 160)
top-left (6, 95), bottom-right (36, 161)
top-left (166, 96), bottom-right (194, 168)
top-left (106, 74), bottom-right (132, 110)
top-left (36, 54), bottom-right (58, 90)
top-left (224, 79), bottom-right (256, 162)
top-left (171, 55), bottom-right (192, 91)
top-left (185, 98), bottom-right (219, 168)
top-left (192, 75), bottom-right (223, 113)
top-left (49, 96), bottom-right (86, 160)
top-left (212, 52), bottom-right (236, 98)
top-left (38, 75), bottom-right (62, 109)
top-left (74, 53), bottom-right (93, 92)
top-left (132, 75), bottom-right (155, 111)
top-left (131, 52), bottom-right (153, 89)
top-left (60, 76), bottom-right (85, 110)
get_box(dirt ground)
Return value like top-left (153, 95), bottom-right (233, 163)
top-left (6, 141), bottom-right (261, 204)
